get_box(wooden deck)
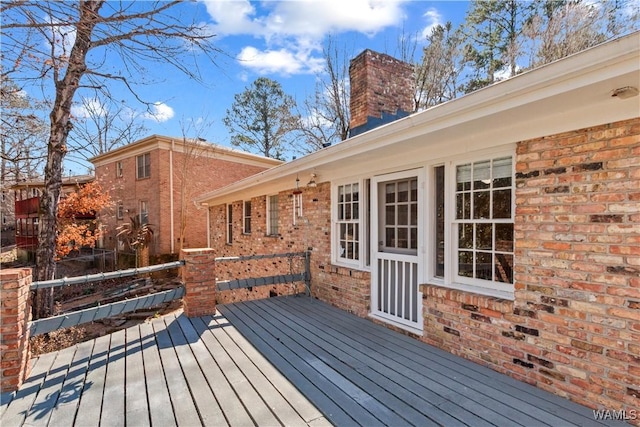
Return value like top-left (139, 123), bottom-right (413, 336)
top-left (1, 296), bottom-right (614, 426)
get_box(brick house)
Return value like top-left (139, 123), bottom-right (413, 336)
top-left (197, 33), bottom-right (639, 415)
top-left (90, 135), bottom-right (281, 257)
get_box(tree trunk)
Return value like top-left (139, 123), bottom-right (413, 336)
top-left (34, 0), bottom-right (104, 319)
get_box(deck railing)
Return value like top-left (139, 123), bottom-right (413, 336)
top-left (29, 260), bottom-right (185, 336)
top-left (215, 251), bottom-right (311, 294)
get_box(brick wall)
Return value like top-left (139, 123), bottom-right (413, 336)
top-left (209, 182), bottom-right (370, 315)
top-left (421, 118), bottom-right (639, 418)
top-left (0, 268), bottom-right (32, 392)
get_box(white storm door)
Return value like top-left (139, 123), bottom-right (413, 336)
top-left (371, 169), bottom-right (424, 331)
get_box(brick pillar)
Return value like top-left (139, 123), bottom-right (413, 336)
top-left (181, 248), bottom-right (217, 317)
top-left (1, 268), bottom-right (32, 392)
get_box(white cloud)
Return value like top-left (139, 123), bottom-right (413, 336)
top-left (420, 8), bottom-right (443, 40)
top-left (202, 0), bottom-right (406, 39)
top-left (202, 0), bottom-right (408, 75)
top-left (143, 102), bottom-right (175, 123)
top-left (237, 46), bottom-right (324, 75)
top-left (71, 98), bottom-right (107, 119)
top-left (45, 16), bottom-right (76, 58)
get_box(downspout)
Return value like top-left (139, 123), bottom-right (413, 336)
top-left (170, 139), bottom-right (175, 253)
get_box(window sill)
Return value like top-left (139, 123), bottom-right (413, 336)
top-left (331, 260), bottom-right (370, 272)
top-left (421, 282), bottom-right (514, 312)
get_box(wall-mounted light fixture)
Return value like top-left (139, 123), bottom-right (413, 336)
top-left (611, 86), bottom-right (639, 99)
top-left (307, 173), bottom-right (317, 188)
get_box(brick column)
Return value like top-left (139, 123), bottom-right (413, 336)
top-left (181, 248), bottom-right (217, 317)
top-left (1, 268), bottom-right (32, 392)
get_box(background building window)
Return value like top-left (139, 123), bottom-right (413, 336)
top-left (116, 161), bottom-right (123, 178)
top-left (139, 200), bottom-right (149, 225)
top-left (226, 204), bottom-right (233, 244)
top-left (267, 195), bottom-right (279, 236)
top-left (243, 200), bottom-right (251, 234)
top-left (136, 153), bottom-right (150, 179)
top-left (117, 201), bottom-right (124, 219)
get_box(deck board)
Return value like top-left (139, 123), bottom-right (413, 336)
top-left (46, 339), bottom-right (94, 426)
top-left (74, 332), bottom-right (110, 426)
top-left (151, 316), bottom-right (201, 426)
top-left (284, 297), bottom-right (606, 427)
top-left (199, 314), bottom-right (328, 425)
top-left (270, 297), bottom-right (547, 426)
top-left (1, 351), bottom-right (58, 426)
top-left (138, 322), bottom-right (176, 427)
top-left (219, 296), bottom-right (615, 427)
top-left (174, 314), bottom-right (256, 426)
top-left (124, 324), bottom-right (150, 427)
top-left (101, 328), bottom-right (126, 427)
top-left (1, 296), bottom-right (616, 427)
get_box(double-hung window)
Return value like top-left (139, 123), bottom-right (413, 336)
top-left (226, 204), bottom-right (233, 244)
top-left (137, 153), bottom-right (150, 179)
top-left (243, 201), bottom-right (251, 234)
top-left (267, 195), bottom-right (279, 236)
top-left (333, 180), bottom-right (370, 268)
top-left (433, 153), bottom-right (514, 298)
top-left (117, 201), bottom-right (124, 219)
top-left (337, 183), bottom-right (360, 262)
top-left (116, 161), bottom-right (123, 178)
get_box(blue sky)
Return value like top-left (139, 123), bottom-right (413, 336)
top-left (58, 1), bottom-right (472, 172)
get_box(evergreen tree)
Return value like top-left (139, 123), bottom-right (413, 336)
top-left (224, 77), bottom-right (300, 159)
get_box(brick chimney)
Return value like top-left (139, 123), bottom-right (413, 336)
top-left (349, 49), bottom-right (415, 137)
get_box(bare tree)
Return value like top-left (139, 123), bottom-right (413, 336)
top-left (415, 22), bottom-right (464, 111)
top-left (295, 37), bottom-right (351, 154)
top-left (176, 117), bottom-right (214, 253)
top-left (525, 0), bottom-right (616, 68)
top-left (67, 96), bottom-right (148, 164)
top-left (1, 1), bottom-right (220, 317)
top-left (0, 74), bottom-right (47, 183)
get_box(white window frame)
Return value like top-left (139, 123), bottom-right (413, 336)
top-left (427, 148), bottom-right (515, 300)
top-left (266, 195), bottom-right (279, 236)
top-left (226, 203), bottom-right (233, 244)
top-left (331, 178), bottom-right (370, 270)
top-left (136, 153), bottom-right (150, 179)
top-left (243, 200), bottom-right (251, 234)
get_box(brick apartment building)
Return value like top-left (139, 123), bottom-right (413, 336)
top-left (10, 175), bottom-right (94, 260)
top-left (196, 34), bottom-right (639, 415)
top-left (90, 135), bottom-right (281, 257)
